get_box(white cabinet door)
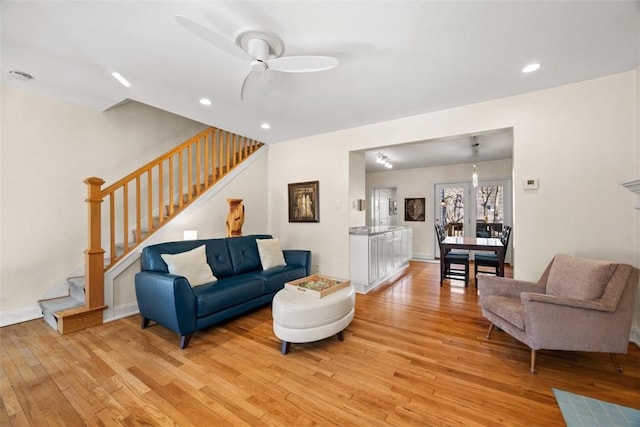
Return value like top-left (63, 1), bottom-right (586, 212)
top-left (385, 232), bottom-right (394, 273)
top-left (393, 230), bottom-right (403, 268)
top-left (369, 235), bottom-right (379, 282)
top-left (377, 234), bottom-right (387, 278)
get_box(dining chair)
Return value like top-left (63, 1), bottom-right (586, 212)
top-left (474, 225), bottom-right (511, 278)
top-left (435, 225), bottom-right (470, 286)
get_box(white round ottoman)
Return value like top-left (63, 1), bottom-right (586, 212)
top-left (272, 284), bottom-right (355, 354)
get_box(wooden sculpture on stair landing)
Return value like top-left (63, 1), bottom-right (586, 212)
top-left (226, 198), bottom-right (245, 237)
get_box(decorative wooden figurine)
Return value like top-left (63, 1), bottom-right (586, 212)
top-left (226, 198), bottom-right (244, 237)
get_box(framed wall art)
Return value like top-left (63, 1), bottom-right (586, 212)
top-left (288, 181), bottom-right (319, 223)
top-left (405, 197), bottom-right (426, 221)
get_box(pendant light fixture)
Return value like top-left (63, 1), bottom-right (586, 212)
top-left (471, 136), bottom-right (479, 188)
top-left (472, 163), bottom-right (478, 188)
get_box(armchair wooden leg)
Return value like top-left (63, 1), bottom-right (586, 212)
top-left (486, 323), bottom-right (495, 339)
top-left (610, 353), bottom-right (623, 374)
top-left (530, 349), bottom-right (537, 374)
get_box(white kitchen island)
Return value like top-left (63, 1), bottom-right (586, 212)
top-left (349, 226), bottom-right (413, 294)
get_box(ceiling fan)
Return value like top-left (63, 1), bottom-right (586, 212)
top-left (175, 15), bottom-right (339, 101)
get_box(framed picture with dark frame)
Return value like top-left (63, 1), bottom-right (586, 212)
top-left (288, 181), bottom-right (319, 223)
top-left (405, 197), bottom-right (426, 221)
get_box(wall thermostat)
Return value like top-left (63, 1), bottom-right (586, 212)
top-left (524, 178), bottom-right (539, 190)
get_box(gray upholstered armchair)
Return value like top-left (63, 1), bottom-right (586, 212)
top-left (478, 254), bottom-right (639, 373)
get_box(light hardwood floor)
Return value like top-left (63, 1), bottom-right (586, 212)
top-left (2, 261), bottom-right (639, 426)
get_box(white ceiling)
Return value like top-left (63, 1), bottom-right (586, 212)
top-left (2, 1), bottom-right (638, 171)
top-left (364, 127), bottom-right (513, 172)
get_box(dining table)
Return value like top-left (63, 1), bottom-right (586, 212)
top-left (439, 236), bottom-right (505, 280)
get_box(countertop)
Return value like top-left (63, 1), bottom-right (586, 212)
top-left (349, 226), bottom-right (411, 236)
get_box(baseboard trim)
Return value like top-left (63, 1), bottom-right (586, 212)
top-left (411, 253), bottom-right (434, 262)
top-left (106, 302), bottom-right (139, 323)
top-left (0, 304), bottom-right (43, 327)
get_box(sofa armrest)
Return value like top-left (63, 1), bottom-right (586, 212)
top-left (134, 271), bottom-right (197, 335)
top-left (520, 291), bottom-right (628, 352)
top-left (521, 292), bottom-right (615, 312)
top-left (477, 275), bottom-right (544, 298)
top-left (283, 250), bottom-right (312, 276)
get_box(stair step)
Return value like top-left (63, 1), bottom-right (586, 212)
top-left (55, 305), bottom-right (106, 334)
top-left (68, 276), bottom-right (85, 301)
top-left (39, 296), bottom-right (84, 330)
top-left (132, 217), bottom-right (161, 242)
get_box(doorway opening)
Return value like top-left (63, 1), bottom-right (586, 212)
top-left (369, 187), bottom-right (398, 226)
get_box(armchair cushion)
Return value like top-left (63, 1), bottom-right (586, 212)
top-left (483, 295), bottom-right (525, 329)
top-left (546, 254), bottom-right (614, 300)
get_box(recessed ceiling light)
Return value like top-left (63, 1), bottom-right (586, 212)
top-left (522, 63), bottom-right (540, 73)
top-left (111, 72), bottom-right (131, 87)
top-left (199, 98), bottom-right (212, 106)
top-left (260, 123), bottom-right (271, 130)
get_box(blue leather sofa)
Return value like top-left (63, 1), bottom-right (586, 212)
top-left (135, 234), bottom-right (311, 348)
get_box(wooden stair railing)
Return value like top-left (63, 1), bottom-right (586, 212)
top-left (58, 127), bottom-right (264, 333)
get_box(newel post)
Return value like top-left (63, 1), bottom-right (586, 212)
top-left (84, 177), bottom-right (105, 309)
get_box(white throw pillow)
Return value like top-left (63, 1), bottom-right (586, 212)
top-left (160, 245), bottom-right (217, 287)
top-left (257, 238), bottom-right (287, 270)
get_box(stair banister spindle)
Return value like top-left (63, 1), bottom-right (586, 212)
top-left (158, 162), bottom-right (164, 224)
top-left (203, 133), bottom-right (209, 189)
top-left (84, 177), bottom-right (106, 309)
top-left (168, 156), bottom-right (174, 217)
top-left (147, 170), bottom-right (153, 238)
top-left (178, 150), bottom-right (184, 210)
top-left (216, 130), bottom-right (222, 182)
top-left (195, 138), bottom-right (201, 195)
top-left (187, 145), bottom-right (193, 203)
top-left (135, 176), bottom-right (141, 242)
top-left (229, 132), bottom-right (232, 169)
top-left (109, 193), bottom-right (116, 262)
top-left (123, 183), bottom-right (130, 251)
top-left (231, 133), bottom-right (236, 168)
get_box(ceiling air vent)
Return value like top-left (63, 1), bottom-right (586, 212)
top-left (8, 70), bottom-right (34, 81)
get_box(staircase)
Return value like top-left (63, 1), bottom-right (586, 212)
top-left (39, 126), bottom-right (264, 333)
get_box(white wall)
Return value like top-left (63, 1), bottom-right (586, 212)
top-left (349, 152), bottom-right (366, 227)
top-left (367, 158), bottom-right (513, 260)
top-left (268, 71), bottom-right (639, 338)
top-left (633, 67), bottom-right (640, 343)
top-left (0, 85), bottom-right (207, 322)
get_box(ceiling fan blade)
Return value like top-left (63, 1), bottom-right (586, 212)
top-left (240, 70), bottom-right (258, 101)
top-left (175, 15), bottom-right (250, 61)
top-left (265, 56), bottom-right (338, 73)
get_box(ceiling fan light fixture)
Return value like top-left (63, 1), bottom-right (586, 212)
top-left (522, 63), bottom-right (540, 73)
